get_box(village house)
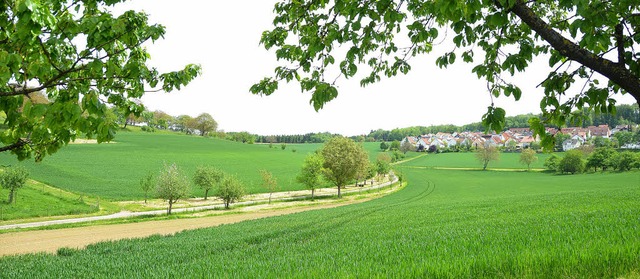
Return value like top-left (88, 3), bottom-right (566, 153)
top-left (587, 125), bottom-right (610, 138)
top-left (401, 136), bottom-right (418, 147)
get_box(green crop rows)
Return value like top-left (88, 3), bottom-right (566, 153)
top-left (2, 166), bottom-right (638, 277)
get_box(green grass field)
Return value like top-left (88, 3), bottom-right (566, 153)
top-left (0, 132), bottom-right (336, 200)
top-left (0, 180), bottom-right (102, 221)
top-left (400, 151), bottom-right (554, 169)
top-left (1, 165), bottom-right (637, 277)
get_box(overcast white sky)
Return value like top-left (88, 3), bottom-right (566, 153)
top-left (114, 0), bottom-right (637, 136)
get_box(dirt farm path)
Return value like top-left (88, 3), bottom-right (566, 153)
top-left (0, 197), bottom-right (378, 256)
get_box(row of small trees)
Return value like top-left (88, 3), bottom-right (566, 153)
top-left (140, 164), bottom-right (246, 214)
top-left (544, 148), bottom-right (640, 174)
top-left (474, 145), bottom-right (539, 170)
top-left (144, 137), bottom-right (394, 214)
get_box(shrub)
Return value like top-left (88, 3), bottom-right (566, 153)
top-left (558, 150), bottom-right (585, 174)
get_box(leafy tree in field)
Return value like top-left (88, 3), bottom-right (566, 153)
top-left (139, 171), bottom-right (154, 204)
top-left (391, 150), bottom-right (405, 162)
top-left (375, 158), bottom-right (391, 179)
top-left (613, 131), bottom-right (634, 147)
top-left (558, 150), bottom-right (585, 174)
top-left (376, 153), bottom-right (392, 164)
top-left (152, 111), bottom-right (173, 130)
top-left (156, 163), bottom-right (190, 214)
top-left (296, 153), bottom-right (325, 200)
top-left (544, 154), bottom-right (560, 172)
top-left (390, 140), bottom-right (401, 151)
top-left (195, 113), bottom-right (217, 136)
top-left (505, 140), bottom-right (518, 152)
top-left (634, 153), bottom-right (640, 170)
top-left (476, 145), bottom-right (500, 170)
top-left (400, 141), bottom-right (414, 154)
top-left (193, 166), bottom-right (224, 200)
top-left (586, 147), bottom-right (617, 172)
top-left (259, 169), bottom-right (278, 204)
top-left (252, 1), bottom-right (640, 151)
top-left (321, 137), bottom-right (368, 198)
top-left (175, 115), bottom-right (194, 133)
top-left (593, 137), bottom-right (612, 148)
top-left (0, 1), bottom-right (200, 161)
top-left (611, 151), bottom-right (636, 171)
top-left (216, 175), bottom-right (246, 209)
top-left (353, 158), bottom-right (371, 187)
top-left (379, 142), bottom-right (389, 151)
top-left (519, 149), bottom-right (537, 171)
top-left (0, 166), bottom-right (28, 204)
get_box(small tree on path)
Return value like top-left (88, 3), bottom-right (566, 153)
top-left (217, 175), bottom-right (245, 209)
top-left (156, 163), bottom-right (190, 215)
top-left (193, 166), bottom-right (224, 200)
top-left (259, 169), bottom-right (278, 204)
top-left (1, 166), bottom-right (29, 204)
top-left (296, 153), bottom-right (324, 200)
top-left (140, 172), bottom-right (154, 204)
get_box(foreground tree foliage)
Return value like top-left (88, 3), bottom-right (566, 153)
top-left (0, 165), bottom-right (28, 204)
top-left (253, 0), bottom-right (640, 150)
top-left (156, 163), bottom-right (190, 215)
top-left (0, 0), bottom-right (200, 161)
top-left (320, 137), bottom-right (368, 198)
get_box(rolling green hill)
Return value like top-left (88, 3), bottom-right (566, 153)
top-left (0, 132), bottom-right (385, 200)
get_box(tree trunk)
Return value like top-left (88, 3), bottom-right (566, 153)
top-left (510, 1), bottom-right (640, 105)
top-left (167, 199), bottom-right (173, 215)
top-left (268, 192), bottom-right (272, 204)
top-left (8, 189), bottom-right (15, 204)
top-left (204, 189), bottom-right (209, 200)
top-left (337, 185), bottom-right (342, 198)
top-left (311, 189), bottom-right (315, 200)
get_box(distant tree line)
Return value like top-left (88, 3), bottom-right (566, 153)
top-left (254, 132), bottom-right (342, 144)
